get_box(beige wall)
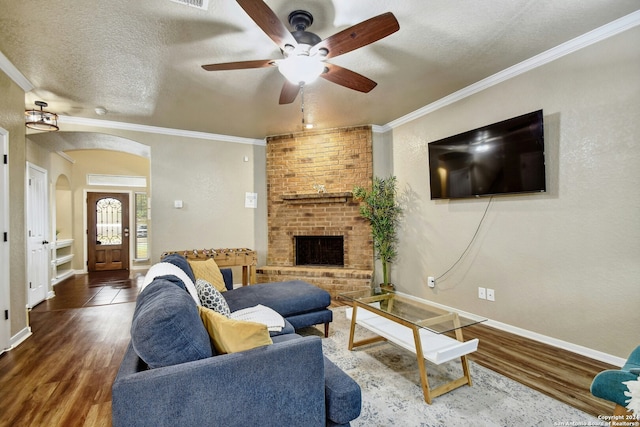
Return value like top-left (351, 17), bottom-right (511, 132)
top-left (391, 27), bottom-right (640, 359)
top-left (0, 69), bottom-right (28, 337)
top-left (52, 124), bottom-right (268, 280)
top-left (63, 149), bottom-right (150, 271)
top-left (147, 136), bottom-right (265, 263)
top-left (54, 175), bottom-right (72, 238)
top-left (371, 129), bottom-right (394, 284)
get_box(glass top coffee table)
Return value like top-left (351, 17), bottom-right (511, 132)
top-left (339, 288), bottom-right (486, 404)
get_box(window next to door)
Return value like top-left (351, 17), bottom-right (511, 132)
top-left (135, 192), bottom-right (148, 261)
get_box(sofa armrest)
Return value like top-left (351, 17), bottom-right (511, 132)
top-left (113, 336), bottom-right (326, 427)
top-left (220, 267), bottom-right (233, 290)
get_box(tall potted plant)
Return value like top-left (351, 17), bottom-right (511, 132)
top-left (353, 176), bottom-right (402, 287)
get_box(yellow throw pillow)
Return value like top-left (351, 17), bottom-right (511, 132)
top-left (188, 258), bottom-right (227, 292)
top-left (198, 306), bottom-right (272, 354)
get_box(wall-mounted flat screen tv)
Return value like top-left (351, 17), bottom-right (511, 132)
top-left (428, 110), bottom-right (546, 200)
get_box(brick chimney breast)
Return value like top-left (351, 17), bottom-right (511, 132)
top-left (258, 126), bottom-right (374, 297)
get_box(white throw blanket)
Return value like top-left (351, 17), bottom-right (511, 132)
top-left (230, 304), bottom-right (285, 332)
top-left (141, 262), bottom-right (201, 305)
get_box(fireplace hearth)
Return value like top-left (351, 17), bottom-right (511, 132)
top-left (295, 236), bottom-right (344, 267)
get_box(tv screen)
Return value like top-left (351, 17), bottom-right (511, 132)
top-left (428, 110), bottom-right (546, 200)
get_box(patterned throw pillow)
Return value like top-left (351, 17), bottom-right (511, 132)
top-left (195, 279), bottom-right (230, 317)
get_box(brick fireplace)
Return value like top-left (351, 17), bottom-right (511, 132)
top-left (256, 126), bottom-right (374, 297)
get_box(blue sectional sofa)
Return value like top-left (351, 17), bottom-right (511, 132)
top-left (166, 251), bottom-right (335, 336)
top-left (222, 277), bottom-right (334, 336)
top-left (112, 256), bottom-right (361, 426)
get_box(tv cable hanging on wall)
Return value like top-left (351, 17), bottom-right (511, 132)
top-left (435, 196), bottom-right (493, 281)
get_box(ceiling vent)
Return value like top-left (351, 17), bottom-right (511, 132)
top-left (170, 0), bottom-right (208, 10)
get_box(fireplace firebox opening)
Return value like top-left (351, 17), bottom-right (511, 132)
top-left (295, 236), bottom-right (344, 267)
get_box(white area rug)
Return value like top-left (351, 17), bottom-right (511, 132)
top-left (300, 307), bottom-right (602, 427)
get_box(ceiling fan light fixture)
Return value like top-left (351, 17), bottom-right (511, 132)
top-left (25, 101), bottom-right (59, 132)
top-left (200, 3), bottom-right (399, 105)
top-left (278, 55), bottom-right (325, 85)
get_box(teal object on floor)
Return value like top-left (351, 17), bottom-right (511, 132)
top-left (591, 346), bottom-right (640, 407)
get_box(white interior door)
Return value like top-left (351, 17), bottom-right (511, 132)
top-left (1, 129), bottom-right (9, 352)
top-left (26, 162), bottom-right (49, 309)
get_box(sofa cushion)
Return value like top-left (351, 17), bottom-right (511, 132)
top-left (198, 306), bottom-right (272, 354)
top-left (224, 280), bottom-right (331, 317)
top-left (131, 278), bottom-right (213, 368)
top-left (196, 278), bottom-right (230, 316)
top-left (188, 258), bottom-right (227, 292)
top-left (220, 268), bottom-right (233, 291)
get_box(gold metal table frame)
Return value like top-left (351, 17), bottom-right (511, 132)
top-left (341, 291), bottom-right (485, 404)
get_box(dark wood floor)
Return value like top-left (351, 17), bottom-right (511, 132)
top-left (462, 323), bottom-right (617, 417)
top-left (0, 271), bottom-right (143, 427)
top-left (0, 272), bottom-right (617, 426)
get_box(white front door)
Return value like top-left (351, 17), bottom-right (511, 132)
top-left (26, 162), bottom-right (49, 309)
top-left (0, 129), bottom-right (9, 352)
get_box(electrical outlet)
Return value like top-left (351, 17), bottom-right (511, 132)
top-left (427, 277), bottom-right (435, 288)
top-left (487, 288), bottom-right (495, 301)
top-left (478, 287), bottom-right (486, 300)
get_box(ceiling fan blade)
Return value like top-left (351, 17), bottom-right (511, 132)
top-left (311, 12), bottom-right (399, 59)
top-left (236, 0), bottom-right (298, 50)
top-left (202, 59), bottom-right (277, 71)
top-left (279, 81), bottom-right (301, 104)
top-left (320, 63), bottom-right (377, 93)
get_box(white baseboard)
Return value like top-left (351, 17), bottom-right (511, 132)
top-left (9, 326), bottom-right (32, 350)
top-left (396, 292), bottom-right (626, 367)
top-left (47, 290), bottom-right (55, 299)
top-left (484, 318), bottom-right (625, 367)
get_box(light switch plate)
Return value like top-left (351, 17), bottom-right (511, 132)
top-left (245, 192), bottom-right (257, 208)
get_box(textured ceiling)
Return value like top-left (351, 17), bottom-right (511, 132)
top-left (1, 0), bottom-right (639, 139)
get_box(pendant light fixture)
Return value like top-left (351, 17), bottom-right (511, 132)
top-left (25, 101), bottom-right (59, 131)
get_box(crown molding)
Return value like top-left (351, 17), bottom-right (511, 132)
top-left (385, 10), bottom-right (640, 130)
top-left (57, 115), bottom-right (265, 146)
top-left (4, 11), bottom-right (638, 141)
top-left (371, 124), bottom-right (392, 133)
top-left (55, 151), bottom-right (76, 164)
top-left (0, 50), bottom-right (34, 92)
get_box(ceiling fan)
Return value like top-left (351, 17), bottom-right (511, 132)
top-left (202, 0), bottom-right (400, 104)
